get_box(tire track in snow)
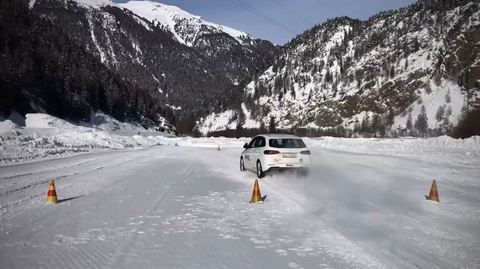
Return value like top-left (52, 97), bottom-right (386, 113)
top-left (1, 169), bottom-right (87, 196)
top-left (0, 149), bottom-right (165, 268)
top-left (107, 163), bottom-right (193, 268)
top-left (0, 150), bottom-right (151, 222)
top-left (49, 241), bottom-right (117, 269)
top-left (0, 168), bottom-right (95, 221)
top-left (259, 178), bottom-right (387, 268)
top-left (0, 156), bottom-right (101, 197)
top-left (0, 159), bottom-right (95, 180)
top-left (209, 148), bottom-right (388, 268)
top-left (184, 148), bottom-right (381, 268)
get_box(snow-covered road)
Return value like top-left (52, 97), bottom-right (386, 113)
top-left (1, 139), bottom-right (479, 268)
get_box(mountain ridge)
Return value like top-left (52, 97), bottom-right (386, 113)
top-left (2, 0), bottom-right (478, 137)
top-left (1, 0), bottom-right (278, 133)
top-left (199, 0), bottom-right (480, 137)
top-left (117, 0), bottom-right (249, 47)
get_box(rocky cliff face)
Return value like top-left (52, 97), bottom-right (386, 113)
top-left (200, 0), bottom-right (479, 137)
top-left (2, 0), bottom-right (278, 133)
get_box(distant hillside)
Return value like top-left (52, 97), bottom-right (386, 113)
top-left (200, 0), bottom-right (480, 138)
top-left (0, 0), bottom-right (174, 131)
top-left (1, 0), bottom-right (278, 133)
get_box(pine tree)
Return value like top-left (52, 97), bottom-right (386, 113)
top-left (425, 83), bottom-right (432, 94)
top-left (353, 117), bottom-right (361, 132)
top-left (433, 71), bottom-right (442, 86)
top-left (325, 69), bottom-right (332, 83)
top-left (361, 113), bottom-right (370, 133)
top-left (269, 116), bottom-right (276, 133)
top-left (371, 114), bottom-right (381, 134)
top-left (259, 121), bottom-right (266, 132)
top-left (445, 90), bottom-right (451, 103)
top-left (414, 105), bottom-right (428, 137)
top-left (436, 105), bottom-right (445, 121)
top-left (235, 122), bottom-right (243, 138)
top-left (387, 108), bottom-right (395, 126)
top-left (406, 112), bottom-right (413, 130)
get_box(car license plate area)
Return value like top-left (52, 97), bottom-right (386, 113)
top-left (282, 153), bottom-right (297, 158)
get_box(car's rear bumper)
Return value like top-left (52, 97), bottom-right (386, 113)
top-left (264, 163), bottom-right (310, 170)
top-left (264, 155), bottom-right (311, 170)
top-left (264, 167), bottom-right (310, 176)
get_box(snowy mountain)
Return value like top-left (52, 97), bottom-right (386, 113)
top-left (116, 1), bottom-right (277, 88)
top-left (1, 0), bottom-right (178, 131)
top-left (200, 0), bottom-right (480, 137)
top-left (117, 1), bottom-right (249, 47)
top-left (3, 0), bottom-right (478, 137)
top-left (1, 0), bottom-right (277, 133)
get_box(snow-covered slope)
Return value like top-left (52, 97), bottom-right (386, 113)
top-left (198, 0), bottom-right (480, 137)
top-left (117, 0), bottom-right (248, 46)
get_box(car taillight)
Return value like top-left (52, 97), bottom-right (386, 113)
top-left (300, 150), bottom-right (311, 155)
top-left (264, 150), bottom-right (280, 155)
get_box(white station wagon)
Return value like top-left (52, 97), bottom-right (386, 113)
top-left (240, 134), bottom-right (311, 178)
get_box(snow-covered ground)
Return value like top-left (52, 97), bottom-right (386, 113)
top-left (1, 116), bottom-right (479, 268)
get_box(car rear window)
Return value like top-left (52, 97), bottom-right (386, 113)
top-left (269, 138), bottom-right (306, 148)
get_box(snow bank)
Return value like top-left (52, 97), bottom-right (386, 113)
top-left (305, 136), bottom-right (480, 168)
top-left (25, 114), bottom-right (76, 129)
top-left (160, 136), bottom-right (249, 148)
top-left (0, 112), bottom-right (251, 164)
top-left (0, 113), bottom-right (172, 164)
top-left (0, 120), bottom-right (17, 135)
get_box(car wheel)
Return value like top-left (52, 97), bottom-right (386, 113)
top-left (240, 157), bottom-right (245, 171)
top-left (256, 160), bottom-right (264, 178)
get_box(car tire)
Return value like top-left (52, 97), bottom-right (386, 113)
top-left (240, 157), bottom-right (245, 171)
top-left (256, 160), bottom-right (264, 178)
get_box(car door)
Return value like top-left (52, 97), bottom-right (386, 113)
top-left (250, 136), bottom-right (265, 168)
top-left (244, 137), bottom-right (258, 170)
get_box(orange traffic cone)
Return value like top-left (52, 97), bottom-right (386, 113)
top-left (46, 179), bottom-right (58, 204)
top-left (425, 179), bottom-right (439, 202)
top-left (250, 179), bottom-right (266, 203)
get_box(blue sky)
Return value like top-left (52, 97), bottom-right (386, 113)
top-left (116, 0), bottom-right (417, 44)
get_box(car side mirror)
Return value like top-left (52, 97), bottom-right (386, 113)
top-left (243, 143), bottom-right (248, 149)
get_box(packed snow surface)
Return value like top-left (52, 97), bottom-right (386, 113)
top-left (1, 116), bottom-right (479, 268)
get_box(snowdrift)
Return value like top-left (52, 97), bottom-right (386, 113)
top-left (0, 113), bottom-right (173, 164)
